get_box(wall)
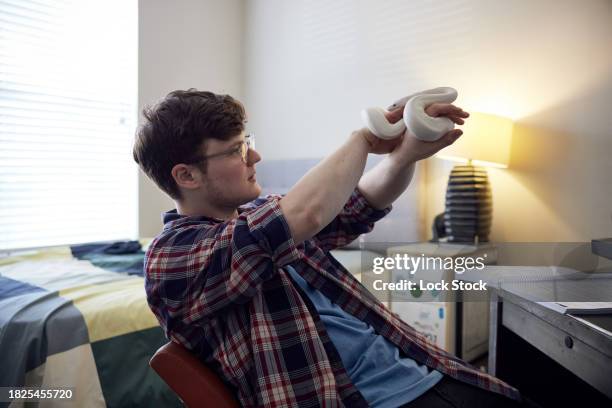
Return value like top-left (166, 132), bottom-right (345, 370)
top-left (137, 1), bottom-right (612, 264)
top-left (137, 0), bottom-right (244, 237)
top-left (242, 0), bottom-right (612, 255)
top-left (423, 0), bottom-right (612, 245)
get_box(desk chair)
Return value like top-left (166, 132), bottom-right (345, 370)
top-left (150, 341), bottom-right (240, 408)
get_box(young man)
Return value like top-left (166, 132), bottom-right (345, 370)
top-left (134, 89), bottom-right (531, 407)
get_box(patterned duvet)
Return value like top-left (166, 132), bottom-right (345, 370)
top-left (0, 243), bottom-right (180, 407)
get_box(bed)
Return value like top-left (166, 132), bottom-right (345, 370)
top-left (0, 240), bottom-right (181, 408)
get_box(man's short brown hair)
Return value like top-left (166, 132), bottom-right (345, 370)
top-left (133, 89), bottom-right (246, 199)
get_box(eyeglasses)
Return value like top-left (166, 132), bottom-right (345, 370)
top-left (192, 133), bottom-right (255, 164)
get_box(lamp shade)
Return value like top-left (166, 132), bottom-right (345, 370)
top-left (436, 112), bottom-right (513, 168)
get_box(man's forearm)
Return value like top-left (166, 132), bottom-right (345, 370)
top-left (357, 157), bottom-right (416, 210)
top-left (280, 131), bottom-right (371, 243)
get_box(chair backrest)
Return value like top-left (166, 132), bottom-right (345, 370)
top-left (150, 341), bottom-right (240, 408)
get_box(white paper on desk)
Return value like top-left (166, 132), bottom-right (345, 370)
top-left (538, 302), bottom-right (612, 315)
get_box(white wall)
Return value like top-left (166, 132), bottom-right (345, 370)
top-left (422, 0), bottom-right (612, 243)
top-left (137, 0), bottom-right (244, 237)
top-left (243, 0), bottom-right (612, 248)
top-left (243, 0), bottom-right (477, 160)
top-left (137, 0), bottom-right (612, 253)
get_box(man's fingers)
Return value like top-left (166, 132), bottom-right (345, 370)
top-left (426, 103), bottom-right (452, 117)
top-left (387, 104), bottom-right (469, 124)
top-left (426, 103), bottom-right (470, 118)
top-left (446, 105), bottom-right (469, 117)
top-left (446, 129), bottom-right (463, 144)
top-left (384, 107), bottom-right (404, 123)
top-left (437, 129), bottom-right (463, 147)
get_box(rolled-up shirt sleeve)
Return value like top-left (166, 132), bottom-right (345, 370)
top-left (312, 187), bottom-right (392, 251)
top-left (145, 196), bottom-right (301, 327)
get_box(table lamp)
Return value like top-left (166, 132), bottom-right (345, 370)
top-left (435, 112), bottom-right (513, 243)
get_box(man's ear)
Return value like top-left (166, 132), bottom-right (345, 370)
top-left (171, 164), bottom-right (201, 191)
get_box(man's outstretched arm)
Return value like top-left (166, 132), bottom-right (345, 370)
top-left (280, 102), bottom-right (468, 245)
top-left (279, 131), bottom-right (379, 245)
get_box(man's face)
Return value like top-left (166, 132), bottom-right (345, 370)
top-left (199, 132), bottom-right (262, 209)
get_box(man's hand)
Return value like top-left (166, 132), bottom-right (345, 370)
top-left (388, 102), bottom-right (469, 165)
top-left (357, 102), bottom-right (469, 210)
top-left (425, 102), bottom-right (469, 125)
top-left (358, 103), bottom-right (469, 159)
top-left (357, 108), bottom-right (405, 154)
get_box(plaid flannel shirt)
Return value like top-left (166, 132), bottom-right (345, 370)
top-left (145, 188), bottom-right (521, 407)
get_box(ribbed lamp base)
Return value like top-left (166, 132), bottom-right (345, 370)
top-left (444, 164), bottom-right (492, 243)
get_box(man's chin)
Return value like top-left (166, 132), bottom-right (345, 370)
top-left (241, 183), bottom-right (262, 204)
top-left (250, 182), bottom-right (262, 198)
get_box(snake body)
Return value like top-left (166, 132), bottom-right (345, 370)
top-left (361, 87), bottom-right (458, 141)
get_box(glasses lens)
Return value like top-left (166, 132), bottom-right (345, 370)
top-left (242, 133), bottom-right (255, 162)
top-left (241, 142), bottom-right (248, 162)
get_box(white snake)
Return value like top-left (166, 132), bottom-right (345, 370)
top-left (361, 87), bottom-right (458, 141)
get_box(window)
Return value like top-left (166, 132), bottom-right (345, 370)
top-left (0, 0), bottom-right (138, 251)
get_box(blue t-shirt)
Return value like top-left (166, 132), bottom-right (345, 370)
top-left (285, 265), bottom-right (443, 408)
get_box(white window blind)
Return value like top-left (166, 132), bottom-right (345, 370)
top-left (0, 0), bottom-right (138, 251)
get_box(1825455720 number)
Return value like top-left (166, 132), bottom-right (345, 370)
top-left (1, 387), bottom-right (74, 402)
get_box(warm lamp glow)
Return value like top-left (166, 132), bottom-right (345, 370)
top-left (436, 112), bottom-right (513, 168)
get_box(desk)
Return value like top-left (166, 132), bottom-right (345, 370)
top-left (488, 275), bottom-right (612, 406)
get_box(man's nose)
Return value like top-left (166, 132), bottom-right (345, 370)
top-left (247, 148), bottom-right (261, 165)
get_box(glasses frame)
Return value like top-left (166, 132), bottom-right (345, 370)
top-left (191, 133), bottom-right (255, 164)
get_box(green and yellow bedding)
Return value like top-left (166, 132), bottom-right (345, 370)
top-left (0, 241), bottom-right (180, 407)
